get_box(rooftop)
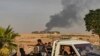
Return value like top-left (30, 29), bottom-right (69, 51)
top-left (57, 40), bottom-right (90, 45)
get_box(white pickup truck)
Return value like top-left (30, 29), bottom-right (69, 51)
top-left (51, 40), bottom-right (100, 56)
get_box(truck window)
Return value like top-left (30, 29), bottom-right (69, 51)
top-left (59, 45), bottom-right (77, 56)
top-left (74, 44), bottom-right (100, 56)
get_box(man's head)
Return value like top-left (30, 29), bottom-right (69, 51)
top-left (48, 42), bottom-right (51, 45)
top-left (64, 45), bottom-right (71, 51)
top-left (37, 39), bottom-right (43, 45)
top-left (37, 39), bottom-right (42, 42)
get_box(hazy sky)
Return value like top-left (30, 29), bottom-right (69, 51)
top-left (0, 0), bottom-right (88, 33)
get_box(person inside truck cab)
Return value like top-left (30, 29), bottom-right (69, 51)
top-left (62, 45), bottom-right (77, 56)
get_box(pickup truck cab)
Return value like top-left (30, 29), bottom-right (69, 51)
top-left (51, 40), bottom-right (100, 56)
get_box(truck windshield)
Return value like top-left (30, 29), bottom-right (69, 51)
top-left (74, 44), bottom-right (100, 56)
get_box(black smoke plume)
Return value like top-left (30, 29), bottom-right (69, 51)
top-left (45, 0), bottom-right (100, 31)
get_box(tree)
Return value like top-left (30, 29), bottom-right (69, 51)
top-left (0, 25), bottom-right (19, 56)
top-left (84, 9), bottom-right (100, 46)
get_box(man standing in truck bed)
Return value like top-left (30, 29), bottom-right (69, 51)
top-left (46, 42), bottom-right (52, 56)
top-left (34, 39), bottom-right (47, 56)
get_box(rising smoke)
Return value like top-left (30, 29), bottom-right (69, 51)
top-left (45, 0), bottom-right (100, 31)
